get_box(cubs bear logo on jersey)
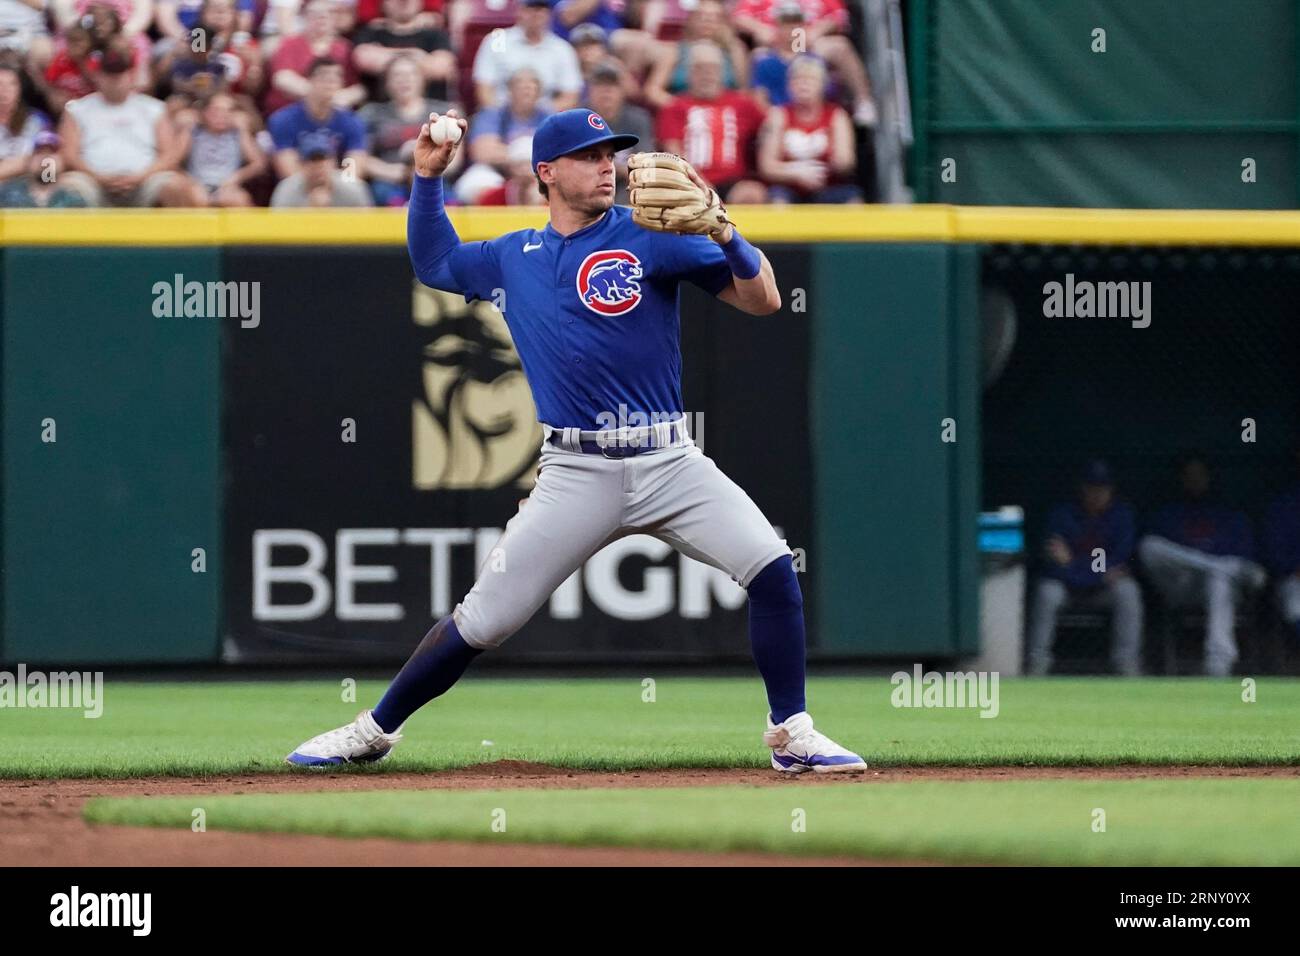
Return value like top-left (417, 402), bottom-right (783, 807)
top-left (576, 249), bottom-right (643, 316)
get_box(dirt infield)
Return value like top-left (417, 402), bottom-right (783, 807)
top-left (4, 763), bottom-right (1296, 867)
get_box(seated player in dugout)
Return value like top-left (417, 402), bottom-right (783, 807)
top-left (1026, 459), bottom-right (1144, 676)
top-left (1138, 455), bottom-right (1266, 677)
top-left (287, 107), bottom-right (869, 774)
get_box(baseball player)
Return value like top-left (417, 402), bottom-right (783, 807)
top-left (287, 107), bottom-right (867, 774)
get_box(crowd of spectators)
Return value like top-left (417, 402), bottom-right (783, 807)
top-left (0, 0), bottom-right (878, 207)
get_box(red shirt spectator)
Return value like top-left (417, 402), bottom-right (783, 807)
top-left (266, 36), bottom-right (359, 113)
top-left (264, 0), bottom-right (364, 113)
top-left (45, 44), bottom-right (100, 108)
top-left (657, 89), bottom-right (765, 186)
top-left (732, 0), bottom-right (848, 35)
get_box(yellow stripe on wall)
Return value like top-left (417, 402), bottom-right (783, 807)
top-left (2, 204), bottom-right (1299, 246)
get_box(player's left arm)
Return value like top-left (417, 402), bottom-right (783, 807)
top-left (712, 225), bottom-right (782, 315)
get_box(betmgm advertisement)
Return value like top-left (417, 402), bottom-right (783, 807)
top-left (222, 247), bottom-right (812, 663)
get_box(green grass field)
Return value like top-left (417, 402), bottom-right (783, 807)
top-left (83, 779), bottom-right (1300, 865)
top-left (2, 675), bottom-right (1297, 777)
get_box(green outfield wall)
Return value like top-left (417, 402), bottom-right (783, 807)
top-left (0, 208), bottom-right (982, 665)
top-left (1, 247), bottom-right (222, 664)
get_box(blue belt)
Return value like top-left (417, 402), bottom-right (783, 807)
top-left (546, 421), bottom-right (688, 459)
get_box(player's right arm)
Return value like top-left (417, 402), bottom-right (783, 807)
top-left (407, 110), bottom-right (501, 299)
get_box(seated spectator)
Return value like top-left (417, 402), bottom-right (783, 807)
top-left (266, 57), bottom-right (367, 180)
top-left (58, 47), bottom-right (206, 205)
top-left (264, 0), bottom-right (364, 113)
top-left (733, 0), bottom-right (875, 126)
top-left (75, 0), bottom-right (152, 92)
top-left (53, 0), bottom-right (153, 38)
top-left (157, 25), bottom-right (231, 102)
top-left (156, 0), bottom-right (255, 40)
top-left (757, 55), bottom-right (859, 203)
top-left (471, 0), bottom-right (581, 113)
top-left (0, 63), bottom-right (49, 183)
top-left (581, 57), bottom-right (650, 204)
top-left (351, 0), bottom-right (455, 103)
top-left (553, 0), bottom-right (661, 81)
top-left (475, 133), bottom-right (542, 205)
top-left (256, 0), bottom-right (302, 54)
top-left (656, 41), bottom-right (767, 204)
top-left (1263, 447), bottom-right (1300, 643)
top-left (359, 52), bottom-right (455, 205)
top-left (329, 0), bottom-right (356, 36)
top-left (270, 128), bottom-right (373, 204)
top-left (180, 90), bottom-right (265, 204)
top-left (354, 0), bottom-right (442, 30)
top-left (571, 24), bottom-right (613, 82)
top-left (458, 64), bottom-right (548, 202)
top-left (1137, 455), bottom-right (1266, 676)
top-left (552, 0), bottom-right (619, 39)
top-left (40, 22), bottom-right (98, 112)
top-left (643, 0), bottom-right (746, 111)
top-left (0, 130), bottom-right (88, 205)
top-left (199, 0), bottom-right (267, 102)
top-left (0, 0), bottom-right (54, 77)
top-left (749, 2), bottom-right (831, 107)
top-left (1026, 460), bottom-right (1143, 676)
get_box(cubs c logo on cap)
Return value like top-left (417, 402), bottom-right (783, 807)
top-left (587, 113), bottom-right (607, 130)
top-left (577, 250), bottom-right (642, 316)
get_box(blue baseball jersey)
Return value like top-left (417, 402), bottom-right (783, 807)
top-left (438, 203), bottom-right (734, 429)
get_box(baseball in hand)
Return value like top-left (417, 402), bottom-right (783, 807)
top-left (429, 115), bottom-right (463, 146)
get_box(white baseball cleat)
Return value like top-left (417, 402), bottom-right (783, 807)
top-left (764, 711), bottom-right (868, 774)
top-left (285, 710), bottom-right (403, 767)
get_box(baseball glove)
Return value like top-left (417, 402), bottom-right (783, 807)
top-left (627, 152), bottom-right (734, 238)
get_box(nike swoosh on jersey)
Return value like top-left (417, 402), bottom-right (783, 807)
top-left (523, 241), bottom-right (544, 252)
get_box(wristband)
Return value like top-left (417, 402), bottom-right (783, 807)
top-left (719, 228), bottom-right (762, 280)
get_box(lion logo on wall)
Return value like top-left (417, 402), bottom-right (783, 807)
top-left (412, 283), bottom-right (540, 491)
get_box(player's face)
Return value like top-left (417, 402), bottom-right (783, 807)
top-left (1081, 482), bottom-right (1113, 515)
top-left (549, 143), bottom-right (618, 214)
top-left (1181, 460), bottom-right (1210, 499)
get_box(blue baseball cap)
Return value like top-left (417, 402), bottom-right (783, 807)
top-left (531, 109), bottom-right (639, 173)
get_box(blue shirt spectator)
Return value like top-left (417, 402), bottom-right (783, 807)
top-left (267, 100), bottom-right (367, 161)
top-left (552, 0), bottom-right (626, 41)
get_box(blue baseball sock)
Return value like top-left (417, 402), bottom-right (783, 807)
top-left (747, 555), bottom-right (807, 725)
top-left (372, 615), bottom-right (481, 733)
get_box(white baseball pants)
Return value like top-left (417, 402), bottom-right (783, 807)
top-left (453, 435), bottom-right (792, 649)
